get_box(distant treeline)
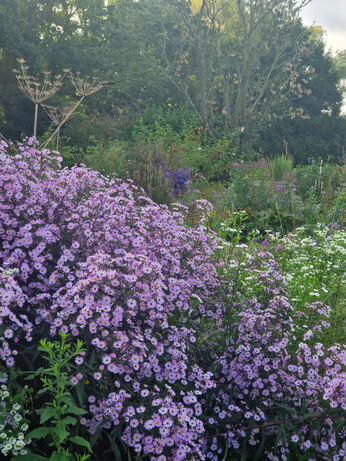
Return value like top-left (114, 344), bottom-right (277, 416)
top-left (0, 0), bottom-right (345, 162)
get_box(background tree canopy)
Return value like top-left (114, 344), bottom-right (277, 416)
top-left (0, 0), bottom-right (345, 162)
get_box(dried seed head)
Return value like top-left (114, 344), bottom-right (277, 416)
top-left (13, 60), bottom-right (68, 103)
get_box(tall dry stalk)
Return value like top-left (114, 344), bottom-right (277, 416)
top-left (41, 73), bottom-right (106, 150)
top-left (43, 104), bottom-right (75, 150)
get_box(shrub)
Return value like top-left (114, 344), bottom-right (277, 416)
top-left (0, 138), bottom-right (219, 459)
top-left (199, 226), bottom-right (346, 460)
top-left (84, 140), bottom-right (175, 205)
top-left (227, 159), bottom-right (274, 212)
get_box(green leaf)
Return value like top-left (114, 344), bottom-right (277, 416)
top-left (89, 349), bottom-right (96, 365)
top-left (37, 406), bottom-right (56, 424)
top-left (11, 454), bottom-right (48, 461)
top-left (75, 380), bottom-right (85, 407)
top-left (207, 329), bottom-right (223, 341)
top-left (55, 424), bottom-right (69, 443)
top-left (62, 416), bottom-right (77, 426)
top-left (240, 441), bottom-right (247, 461)
top-left (76, 339), bottom-right (85, 350)
top-left (106, 433), bottom-right (123, 461)
top-left (301, 412), bottom-right (320, 422)
top-left (50, 452), bottom-right (73, 461)
top-left (313, 417), bottom-right (322, 438)
top-left (271, 401), bottom-right (296, 414)
top-left (90, 425), bottom-right (104, 447)
top-left (66, 406), bottom-right (87, 415)
top-left (222, 441), bottom-right (228, 460)
top-left (57, 377), bottom-right (66, 388)
top-left (61, 395), bottom-right (75, 407)
top-left (253, 434), bottom-right (266, 461)
top-left (274, 423), bottom-right (285, 455)
top-left (37, 387), bottom-right (50, 395)
top-left (227, 387), bottom-right (235, 405)
top-left (24, 367), bottom-right (44, 380)
top-left (27, 427), bottom-right (51, 439)
top-left (78, 454), bottom-right (91, 461)
top-left (70, 435), bottom-right (92, 451)
top-left (334, 417), bottom-right (345, 441)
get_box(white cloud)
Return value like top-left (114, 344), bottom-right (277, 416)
top-left (324, 31), bottom-right (346, 53)
top-left (300, 0), bottom-right (346, 53)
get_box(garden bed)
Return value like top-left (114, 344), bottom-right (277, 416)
top-left (0, 140), bottom-right (345, 460)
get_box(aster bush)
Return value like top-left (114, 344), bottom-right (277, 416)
top-left (0, 139), bottom-right (345, 460)
top-left (0, 138), bottom-right (219, 459)
top-left (0, 268), bottom-right (32, 367)
top-left (198, 231), bottom-right (346, 460)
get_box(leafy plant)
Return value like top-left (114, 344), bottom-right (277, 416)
top-left (17, 335), bottom-right (91, 461)
top-left (271, 153), bottom-right (294, 181)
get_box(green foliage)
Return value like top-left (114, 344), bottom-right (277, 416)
top-left (295, 159), bottom-right (344, 201)
top-left (84, 141), bottom-right (127, 177)
top-left (297, 39), bottom-right (343, 117)
top-left (222, 157), bottom-right (345, 235)
top-left (271, 153), bottom-right (294, 181)
top-left (228, 160), bottom-right (275, 212)
top-left (126, 105), bottom-right (197, 140)
top-left (20, 334), bottom-right (91, 461)
top-left (258, 114), bottom-right (346, 164)
top-left (333, 50), bottom-right (346, 83)
top-left (273, 226), bottom-right (346, 346)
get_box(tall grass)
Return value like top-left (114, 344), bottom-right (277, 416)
top-left (271, 153), bottom-right (294, 180)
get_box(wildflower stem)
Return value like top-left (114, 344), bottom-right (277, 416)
top-left (207, 412), bottom-right (343, 438)
top-left (42, 96), bottom-right (85, 149)
top-left (34, 103), bottom-right (38, 138)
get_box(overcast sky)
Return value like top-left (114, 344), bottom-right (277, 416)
top-left (300, 0), bottom-right (346, 53)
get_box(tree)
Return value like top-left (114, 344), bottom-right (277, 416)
top-left (0, 0), bottom-right (44, 138)
top-left (334, 49), bottom-right (346, 100)
top-left (138, 0), bottom-right (314, 148)
top-left (0, 0), bottom-right (174, 143)
top-left (257, 27), bottom-right (346, 163)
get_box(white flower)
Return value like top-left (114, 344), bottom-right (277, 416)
top-left (191, 293), bottom-right (203, 304)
